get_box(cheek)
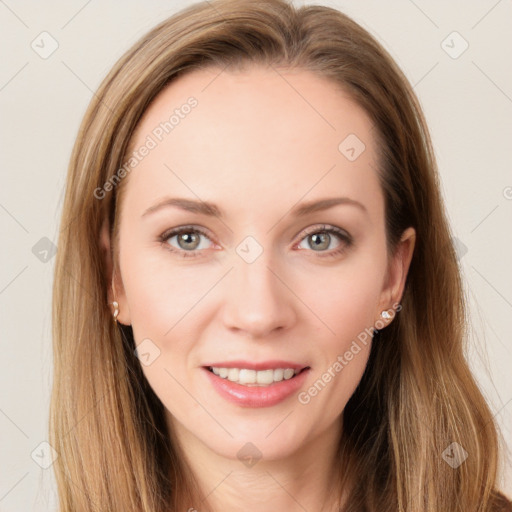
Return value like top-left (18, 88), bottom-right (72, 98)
top-left (294, 273), bottom-right (380, 419)
top-left (119, 244), bottom-right (208, 416)
top-left (120, 239), bottom-right (211, 342)
top-left (293, 249), bottom-right (385, 404)
top-left (297, 255), bottom-right (385, 346)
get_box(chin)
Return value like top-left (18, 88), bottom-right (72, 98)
top-left (208, 432), bottom-right (305, 464)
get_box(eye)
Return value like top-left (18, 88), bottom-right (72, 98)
top-left (159, 224), bottom-right (353, 259)
top-left (295, 224), bottom-right (353, 258)
top-left (159, 226), bottom-right (215, 258)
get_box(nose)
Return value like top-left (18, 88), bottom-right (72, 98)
top-left (221, 252), bottom-right (297, 339)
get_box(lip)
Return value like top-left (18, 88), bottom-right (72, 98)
top-left (203, 360), bottom-right (307, 371)
top-left (202, 365), bottom-right (310, 408)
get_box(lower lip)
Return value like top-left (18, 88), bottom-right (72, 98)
top-left (203, 367), bottom-right (310, 408)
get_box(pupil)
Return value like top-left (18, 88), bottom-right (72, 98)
top-left (180, 232), bottom-right (198, 248)
top-left (311, 233), bottom-right (328, 250)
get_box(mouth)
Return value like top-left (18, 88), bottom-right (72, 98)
top-left (202, 362), bottom-right (311, 407)
top-left (205, 366), bottom-right (310, 387)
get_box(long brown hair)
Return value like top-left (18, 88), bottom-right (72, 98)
top-left (50, 0), bottom-right (511, 510)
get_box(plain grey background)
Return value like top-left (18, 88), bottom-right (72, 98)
top-left (1, 1), bottom-right (511, 510)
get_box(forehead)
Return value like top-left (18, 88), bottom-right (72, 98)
top-left (122, 65), bottom-right (382, 221)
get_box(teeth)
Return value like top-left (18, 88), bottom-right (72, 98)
top-left (273, 368), bottom-right (284, 382)
top-left (256, 369), bottom-right (274, 385)
top-left (241, 369), bottom-right (258, 384)
top-left (209, 367), bottom-right (302, 386)
top-left (227, 368), bottom-right (239, 382)
top-left (283, 368), bottom-right (295, 379)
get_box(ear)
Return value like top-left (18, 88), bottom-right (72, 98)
top-left (377, 227), bottom-right (416, 324)
top-left (99, 218), bottom-right (131, 325)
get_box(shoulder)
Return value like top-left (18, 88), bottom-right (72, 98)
top-left (491, 491), bottom-right (512, 512)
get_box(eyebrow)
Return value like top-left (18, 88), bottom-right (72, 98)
top-left (141, 196), bottom-right (367, 218)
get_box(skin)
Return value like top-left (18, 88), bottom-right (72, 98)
top-left (101, 65), bottom-right (415, 511)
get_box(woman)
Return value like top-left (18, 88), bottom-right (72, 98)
top-left (50, 0), bottom-right (512, 510)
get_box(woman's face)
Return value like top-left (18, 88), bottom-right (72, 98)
top-left (110, 65), bottom-right (413, 462)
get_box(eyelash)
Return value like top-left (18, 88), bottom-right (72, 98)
top-left (159, 224), bottom-right (353, 259)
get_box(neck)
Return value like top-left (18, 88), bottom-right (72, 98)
top-left (168, 416), bottom-right (347, 512)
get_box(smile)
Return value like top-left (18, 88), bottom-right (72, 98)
top-left (208, 366), bottom-right (304, 386)
top-left (202, 363), bottom-right (311, 408)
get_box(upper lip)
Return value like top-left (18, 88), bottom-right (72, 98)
top-left (203, 360), bottom-right (309, 371)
